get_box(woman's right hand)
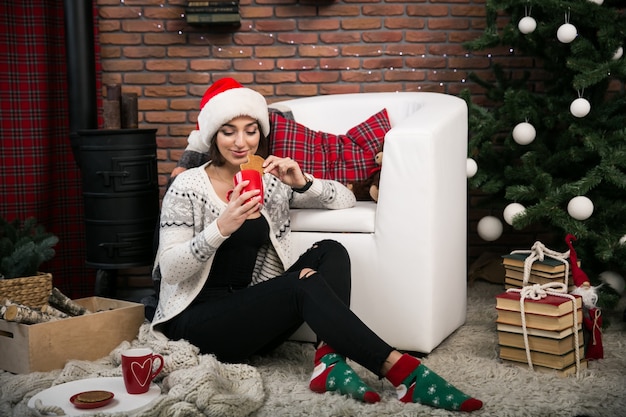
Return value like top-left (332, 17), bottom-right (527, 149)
top-left (216, 180), bottom-right (262, 236)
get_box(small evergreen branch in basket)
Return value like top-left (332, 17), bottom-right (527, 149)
top-left (0, 217), bottom-right (59, 279)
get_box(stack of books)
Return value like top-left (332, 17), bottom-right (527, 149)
top-left (496, 290), bottom-right (587, 376)
top-left (502, 253), bottom-right (578, 292)
top-left (185, 1), bottom-right (240, 25)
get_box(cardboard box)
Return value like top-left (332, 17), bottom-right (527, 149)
top-left (0, 297), bottom-right (144, 374)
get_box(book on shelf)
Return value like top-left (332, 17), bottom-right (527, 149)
top-left (186, 6), bottom-right (239, 13)
top-left (502, 253), bottom-right (579, 273)
top-left (187, 1), bottom-right (239, 6)
top-left (496, 322), bottom-right (582, 340)
top-left (496, 308), bottom-right (583, 332)
top-left (498, 345), bottom-right (582, 370)
top-left (497, 329), bottom-right (584, 355)
top-left (496, 291), bottom-right (582, 316)
top-left (503, 358), bottom-right (588, 377)
top-left (504, 277), bottom-right (576, 293)
top-left (186, 13), bottom-right (240, 23)
top-left (185, 1), bottom-right (240, 24)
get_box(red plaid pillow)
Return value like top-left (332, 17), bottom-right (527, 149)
top-left (269, 109), bottom-right (390, 184)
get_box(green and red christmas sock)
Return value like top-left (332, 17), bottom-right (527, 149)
top-left (385, 353), bottom-right (482, 412)
top-left (309, 345), bottom-right (381, 403)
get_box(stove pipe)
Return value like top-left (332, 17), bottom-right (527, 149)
top-left (63, 0), bottom-right (98, 137)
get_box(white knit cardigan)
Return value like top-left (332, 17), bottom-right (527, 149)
top-left (150, 162), bottom-right (356, 339)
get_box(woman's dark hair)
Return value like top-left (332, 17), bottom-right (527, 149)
top-left (208, 122), bottom-right (269, 166)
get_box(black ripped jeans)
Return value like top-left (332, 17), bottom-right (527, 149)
top-left (163, 239), bottom-right (394, 377)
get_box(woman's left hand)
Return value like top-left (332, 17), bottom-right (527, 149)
top-left (263, 155), bottom-right (308, 188)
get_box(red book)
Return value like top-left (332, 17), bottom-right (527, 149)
top-left (496, 291), bottom-right (582, 316)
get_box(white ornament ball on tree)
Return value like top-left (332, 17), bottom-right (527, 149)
top-left (477, 216), bottom-right (503, 241)
top-left (557, 23), bottom-right (577, 43)
top-left (512, 122), bottom-right (536, 145)
top-left (503, 203), bottom-right (526, 226)
top-left (570, 98), bottom-right (591, 118)
top-left (466, 158), bottom-right (478, 178)
top-left (599, 271), bottom-right (625, 296)
top-left (518, 16), bottom-right (537, 34)
top-left (567, 196), bottom-right (594, 220)
top-left (588, 0), bottom-right (604, 5)
top-left (620, 235), bottom-right (626, 245)
top-left (613, 46), bottom-right (623, 60)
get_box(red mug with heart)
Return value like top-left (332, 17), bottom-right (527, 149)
top-left (226, 169), bottom-right (264, 205)
top-left (121, 348), bottom-right (164, 394)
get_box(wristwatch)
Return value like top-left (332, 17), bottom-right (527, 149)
top-left (292, 173), bottom-right (314, 193)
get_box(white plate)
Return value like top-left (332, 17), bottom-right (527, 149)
top-left (28, 377), bottom-right (160, 416)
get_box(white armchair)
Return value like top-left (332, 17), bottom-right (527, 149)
top-left (270, 92), bottom-right (468, 354)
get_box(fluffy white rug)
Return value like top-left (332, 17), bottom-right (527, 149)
top-left (249, 281), bottom-right (626, 417)
top-left (1, 281), bottom-right (625, 416)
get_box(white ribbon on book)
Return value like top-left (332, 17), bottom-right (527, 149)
top-left (510, 241), bottom-right (571, 287)
top-left (506, 282), bottom-right (582, 377)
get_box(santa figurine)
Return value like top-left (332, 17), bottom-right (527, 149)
top-left (565, 234), bottom-right (603, 360)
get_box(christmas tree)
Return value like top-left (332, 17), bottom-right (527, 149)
top-left (463, 0), bottom-right (626, 293)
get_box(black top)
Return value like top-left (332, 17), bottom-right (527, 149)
top-left (194, 215), bottom-right (270, 303)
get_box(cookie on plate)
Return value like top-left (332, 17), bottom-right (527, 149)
top-left (75, 390), bottom-right (114, 404)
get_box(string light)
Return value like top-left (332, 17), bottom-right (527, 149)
top-left (110, 0), bottom-right (482, 93)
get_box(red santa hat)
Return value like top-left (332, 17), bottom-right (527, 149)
top-left (565, 234), bottom-right (590, 288)
top-left (566, 233), bottom-right (599, 308)
top-left (197, 78), bottom-right (270, 147)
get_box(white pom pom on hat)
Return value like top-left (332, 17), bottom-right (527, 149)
top-left (197, 77), bottom-right (270, 147)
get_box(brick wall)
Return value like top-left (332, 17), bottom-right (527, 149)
top-left (96, 0), bottom-right (549, 272)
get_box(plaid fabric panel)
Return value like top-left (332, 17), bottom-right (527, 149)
top-left (269, 109), bottom-right (390, 183)
top-left (269, 112), bottom-right (324, 177)
top-left (0, 2), bottom-right (101, 297)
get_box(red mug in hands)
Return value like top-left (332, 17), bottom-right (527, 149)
top-left (227, 169), bottom-right (264, 205)
top-left (121, 348), bottom-right (164, 394)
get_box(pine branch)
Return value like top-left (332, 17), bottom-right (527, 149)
top-left (465, 0), bottom-right (626, 286)
top-left (0, 217), bottom-right (59, 278)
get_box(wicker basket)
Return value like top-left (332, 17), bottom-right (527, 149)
top-left (0, 272), bottom-right (53, 308)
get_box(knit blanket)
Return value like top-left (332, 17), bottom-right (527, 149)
top-left (0, 323), bottom-right (265, 417)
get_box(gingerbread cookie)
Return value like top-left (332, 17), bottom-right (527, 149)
top-left (240, 155), bottom-right (265, 173)
top-left (75, 390), bottom-right (114, 404)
